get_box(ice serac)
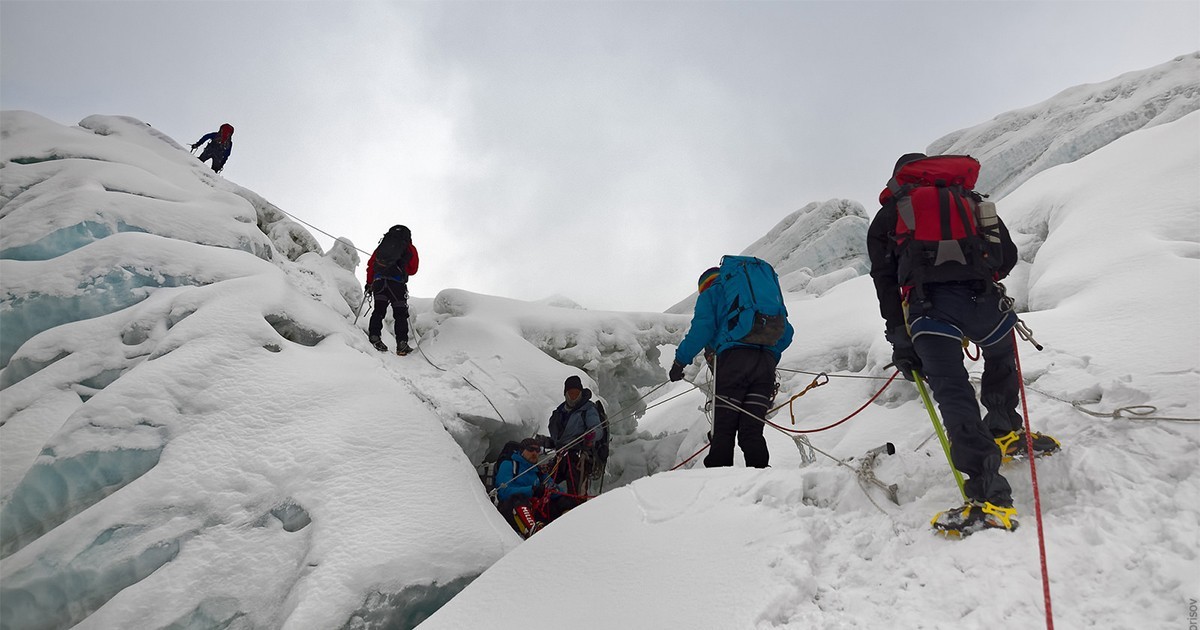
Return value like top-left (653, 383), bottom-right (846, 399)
top-left (667, 198), bottom-right (869, 313)
top-left (928, 52), bottom-right (1200, 200)
top-left (0, 112), bottom-right (515, 629)
top-left (425, 289), bottom-right (690, 459)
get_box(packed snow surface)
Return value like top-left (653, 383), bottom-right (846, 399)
top-left (1, 53), bottom-right (1198, 630)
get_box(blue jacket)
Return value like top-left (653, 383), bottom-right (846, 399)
top-left (675, 282), bottom-right (794, 365)
top-left (548, 389), bottom-right (604, 449)
top-left (194, 132), bottom-right (233, 159)
top-left (494, 451), bottom-right (548, 503)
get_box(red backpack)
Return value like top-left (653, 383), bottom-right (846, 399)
top-left (879, 155), bottom-right (1002, 297)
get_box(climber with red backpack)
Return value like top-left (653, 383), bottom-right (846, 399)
top-left (365, 225), bottom-right (419, 355)
top-left (191, 123), bottom-right (234, 173)
top-left (867, 152), bottom-right (1060, 536)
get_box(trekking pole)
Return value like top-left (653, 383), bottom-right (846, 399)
top-left (912, 369), bottom-right (967, 501)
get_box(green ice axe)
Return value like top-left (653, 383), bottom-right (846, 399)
top-left (912, 369), bottom-right (967, 501)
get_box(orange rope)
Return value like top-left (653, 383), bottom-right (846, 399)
top-left (766, 371), bottom-right (900, 435)
top-left (669, 370), bottom-right (901, 469)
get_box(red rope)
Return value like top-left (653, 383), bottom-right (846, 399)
top-left (1013, 334), bottom-right (1055, 629)
top-left (669, 370), bottom-right (900, 469)
top-left (669, 442), bottom-right (711, 471)
top-left (765, 370), bottom-right (900, 434)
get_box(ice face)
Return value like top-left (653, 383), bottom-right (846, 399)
top-left (0, 446), bottom-right (165, 558)
top-left (0, 112), bottom-right (516, 629)
top-left (927, 52), bottom-right (1200, 200)
top-left (666, 198), bottom-right (870, 313)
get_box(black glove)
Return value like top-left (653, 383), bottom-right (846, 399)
top-left (364, 282), bottom-right (371, 293)
top-left (532, 483), bottom-right (544, 495)
top-left (891, 344), bottom-right (922, 381)
top-left (190, 143), bottom-right (199, 150)
top-left (885, 326), bottom-right (920, 381)
top-left (668, 361), bottom-right (685, 382)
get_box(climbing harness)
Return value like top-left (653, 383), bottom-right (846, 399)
top-left (994, 281), bottom-right (1044, 351)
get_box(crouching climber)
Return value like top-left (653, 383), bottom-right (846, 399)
top-left (494, 438), bottom-right (578, 537)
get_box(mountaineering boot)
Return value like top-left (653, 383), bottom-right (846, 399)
top-left (396, 341), bottom-right (413, 356)
top-left (513, 505), bottom-right (542, 538)
top-left (931, 500), bottom-right (1018, 538)
top-left (368, 335), bottom-right (388, 352)
top-left (994, 430), bottom-right (1061, 462)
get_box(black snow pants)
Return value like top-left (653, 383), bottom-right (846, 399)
top-left (908, 282), bottom-right (1019, 506)
top-left (704, 346), bottom-right (777, 469)
top-left (368, 278), bottom-right (410, 343)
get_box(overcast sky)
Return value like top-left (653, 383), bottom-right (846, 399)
top-left (3, 1), bottom-right (1197, 312)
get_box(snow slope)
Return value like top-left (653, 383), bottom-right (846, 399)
top-left (422, 112), bottom-right (1200, 629)
top-left (0, 113), bottom-right (522, 629)
top-left (0, 112), bottom-right (688, 628)
top-left (1, 54), bottom-right (1198, 630)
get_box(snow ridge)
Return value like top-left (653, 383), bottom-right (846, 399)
top-left (929, 51), bottom-right (1200, 200)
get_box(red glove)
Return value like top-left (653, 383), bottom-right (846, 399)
top-left (583, 433), bottom-right (595, 447)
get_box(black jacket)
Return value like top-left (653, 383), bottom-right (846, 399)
top-left (867, 200), bottom-right (1018, 333)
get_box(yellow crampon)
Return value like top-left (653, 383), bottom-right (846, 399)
top-left (994, 430), bottom-right (1024, 463)
top-left (931, 501), bottom-right (1019, 538)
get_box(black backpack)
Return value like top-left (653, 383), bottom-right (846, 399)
top-left (374, 225), bottom-right (412, 279)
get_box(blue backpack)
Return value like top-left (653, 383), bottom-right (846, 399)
top-left (716, 255), bottom-right (787, 347)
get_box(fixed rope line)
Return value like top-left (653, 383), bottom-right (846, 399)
top-left (672, 370), bottom-right (899, 469)
top-left (762, 370), bottom-right (900, 435)
top-left (404, 316), bottom-right (513, 427)
top-left (777, 373), bottom-right (829, 424)
top-left (777, 367), bottom-right (895, 381)
top-left (272, 205), bottom-right (373, 257)
top-left (1026, 383), bottom-right (1200, 422)
top-left (491, 381), bottom-right (678, 498)
top-left (963, 375), bottom-right (1200, 423)
top-left (666, 373), bottom-right (903, 513)
top-left (1012, 338), bottom-right (1056, 629)
top-left (705, 390), bottom-right (894, 515)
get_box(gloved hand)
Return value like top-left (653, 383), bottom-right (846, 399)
top-left (583, 433), bottom-right (595, 447)
top-left (364, 282), bottom-right (371, 293)
top-left (668, 361), bottom-right (685, 382)
top-left (891, 344), bottom-right (922, 381)
top-left (190, 143), bottom-right (199, 150)
top-left (532, 483), bottom-right (544, 496)
top-left (885, 326), bottom-right (921, 381)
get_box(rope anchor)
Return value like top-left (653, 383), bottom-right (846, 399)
top-left (857, 442), bottom-right (899, 505)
